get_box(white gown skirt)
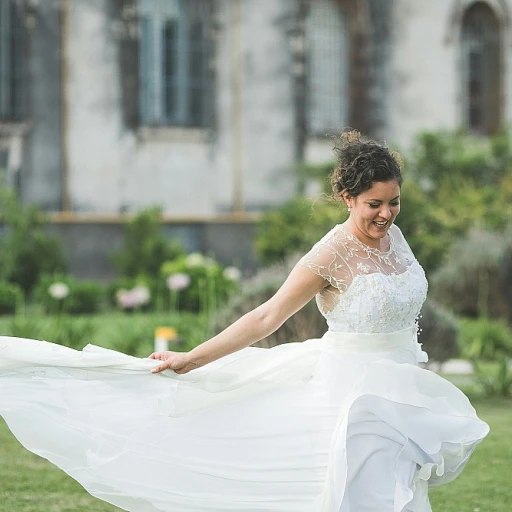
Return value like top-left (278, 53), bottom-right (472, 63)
top-left (0, 327), bottom-right (489, 512)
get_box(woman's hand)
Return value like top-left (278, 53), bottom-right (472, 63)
top-left (149, 351), bottom-right (198, 375)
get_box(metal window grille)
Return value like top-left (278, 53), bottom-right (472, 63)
top-left (138, 0), bottom-right (213, 127)
top-left (306, 0), bottom-right (348, 135)
top-left (461, 2), bottom-right (501, 135)
top-left (0, 0), bottom-right (24, 121)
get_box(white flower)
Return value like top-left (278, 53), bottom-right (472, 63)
top-left (48, 282), bottom-right (69, 300)
top-left (223, 266), bottom-right (242, 281)
top-left (166, 273), bottom-right (191, 291)
top-left (186, 253), bottom-right (205, 267)
top-left (131, 285), bottom-right (151, 305)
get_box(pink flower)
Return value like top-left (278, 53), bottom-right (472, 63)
top-left (166, 273), bottom-right (191, 291)
top-left (115, 286), bottom-right (151, 309)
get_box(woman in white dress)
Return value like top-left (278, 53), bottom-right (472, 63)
top-left (0, 131), bottom-right (489, 512)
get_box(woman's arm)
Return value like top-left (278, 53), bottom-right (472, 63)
top-left (150, 263), bottom-right (327, 374)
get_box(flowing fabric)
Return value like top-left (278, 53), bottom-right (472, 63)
top-left (0, 224), bottom-right (489, 511)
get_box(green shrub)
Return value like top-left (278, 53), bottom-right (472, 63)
top-left (409, 130), bottom-right (512, 188)
top-left (0, 189), bottom-right (67, 294)
top-left (34, 275), bottom-right (105, 315)
top-left (111, 207), bottom-right (184, 278)
top-left (0, 281), bottom-right (23, 315)
top-left (459, 316), bottom-right (512, 397)
top-left (458, 317), bottom-right (512, 361)
top-left (430, 229), bottom-right (511, 320)
top-left (160, 253), bottom-right (240, 313)
top-left (256, 197), bottom-right (345, 265)
top-left (471, 358), bottom-right (512, 397)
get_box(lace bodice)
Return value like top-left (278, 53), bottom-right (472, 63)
top-left (299, 224), bottom-right (428, 333)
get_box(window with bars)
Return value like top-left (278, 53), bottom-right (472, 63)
top-left (138, 0), bottom-right (213, 127)
top-left (461, 2), bottom-right (501, 135)
top-left (305, 0), bottom-right (348, 135)
top-left (0, 1), bottom-right (25, 122)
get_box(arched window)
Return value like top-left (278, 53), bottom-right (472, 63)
top-left (461, 2), bottom-right (502, 135)
top-left (306, 0), bottom-right (348, 135)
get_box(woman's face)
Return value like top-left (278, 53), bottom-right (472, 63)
top-left (343, 180), bottom-right (400, 248)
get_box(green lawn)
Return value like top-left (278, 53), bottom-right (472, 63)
top-left (0, 398), bottom-right (509, 511)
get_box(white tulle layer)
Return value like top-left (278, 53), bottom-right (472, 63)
top-left (0, 327), bottom-right (489, 512)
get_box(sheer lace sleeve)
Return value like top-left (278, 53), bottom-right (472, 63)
top-left (298, 227), bottom-right (353, 293)
top-left (387, 224), bottom-right (417, 266)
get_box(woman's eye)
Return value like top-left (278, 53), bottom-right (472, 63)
top-left (391, 202), bottom-right (400, 207)
top-left (369, 204), bottom-right (379, 209)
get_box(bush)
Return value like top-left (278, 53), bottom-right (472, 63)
top-left (256, 197), bottom-right (345, 265)
top-left (458, 317), bottom-right (512, 397)
top-left (458, 317), bottom-right (512, 361)
top-left (111, 207), bottom-right (184, 278)
top-left (34, 275), bottom-right (105, 315)
top-left (0, 281), bottom-right (23, 315)
top-left (0, 188), bottom-right (67, 294)
top-left (160, 253), bottom-right (240, 313)
top-left (430, 228), bottom-right (511, 321)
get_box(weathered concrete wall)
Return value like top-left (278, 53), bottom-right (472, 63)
top-left (64, 0), bottom-right (297, 216)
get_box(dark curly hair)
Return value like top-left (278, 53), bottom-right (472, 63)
top-left (330, 130), bottom-right (404, 200)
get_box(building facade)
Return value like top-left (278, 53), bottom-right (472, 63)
top-left (1, 0), bottom-right (510, 277)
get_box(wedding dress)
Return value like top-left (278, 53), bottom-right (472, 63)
top-left (0, 224), bottom-right (489, 512)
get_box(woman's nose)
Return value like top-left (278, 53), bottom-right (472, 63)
top-left (379, 207), bottom-right (392, 219)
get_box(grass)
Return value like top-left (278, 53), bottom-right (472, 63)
top-left (429, 397), bottom-right (512, 512)
top-left (0, 398), bottom-right (509, 511)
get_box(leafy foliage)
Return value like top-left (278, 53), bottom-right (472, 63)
top-left (0, 281), bottom-right (23, 315)
top-left (0, 189), bottom-right (67, 294)
top-left (111, 207), bottom-right (184, 278)
top-left (256, 197), bottom-right (345, 265)
top-left (458, 317), bottom-right (512, 397)
top-left (160, 254), bottom-right (239, 313)
top-left (430, 228), bottom-right (512, 321)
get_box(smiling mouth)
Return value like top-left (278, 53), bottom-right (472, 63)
top-left (373, 221), bottom-right (388, 227)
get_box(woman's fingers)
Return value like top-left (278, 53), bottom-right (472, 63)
top-left (151, 356), bottom-right (182, 374)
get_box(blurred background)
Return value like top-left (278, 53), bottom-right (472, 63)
top-left (0, 2), bottom-right (512, 510)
